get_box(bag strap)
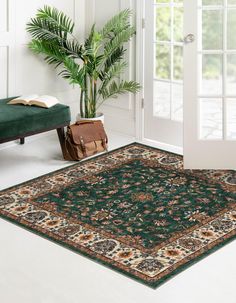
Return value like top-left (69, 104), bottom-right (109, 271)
top-left (94, 140), bottom-right (98, 153)
top-left (63, 137), bottom-right (75, 161)
top-left (79, 136), bottom-right (88, 157)
top-left (99, 133), bottom-right (108, 151)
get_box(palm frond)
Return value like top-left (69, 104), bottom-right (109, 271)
top-left (84, 24), bottom-right (96, 50)
top-left (63, 39), bottom-right (83, 59)
top-left (99, 61), bottom-right (128, 92)
top-left (100, 80), bottom-right (141, 101)
top-left (28, 39), bottom-right (65, 67)
top-left (27, 18), bottom-right (65, 42)
top-left (27, 6), bottom-right (75, 43)
top-left (101, 46), bottom-right (126, 76)
top-left (104, 27), bottom-right (135, 57)
top-left (84, 24), bottom-right (102, 59)
top-left (37, 5), bottom-right (74, 34)
top-left (100, 9), bottom-right (132, 38)
top-left (60, 57), bottom-right (85, 86)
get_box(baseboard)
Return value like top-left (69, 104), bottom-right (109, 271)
top-left (138, 138), bottom-right (183, 155)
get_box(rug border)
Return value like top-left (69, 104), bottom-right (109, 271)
top-left (0, 211), bottom-right (235, 289)
top-left (0, 142), bottom-right (135, 193)
top-left (0, 141), bottom-right (186, 194)
top-left (0, 142), bottom-right (235, 289)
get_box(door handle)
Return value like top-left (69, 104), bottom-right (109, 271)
top-left (184, 34), bottom-right (195, 44)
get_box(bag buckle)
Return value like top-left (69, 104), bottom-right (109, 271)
top-left (80, 136), bottom-right (87, 157)
top-left (80, 136), bottom-right (85, 148)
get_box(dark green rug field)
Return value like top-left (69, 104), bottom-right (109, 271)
top-left (0, 143), bottom-right (235, 288)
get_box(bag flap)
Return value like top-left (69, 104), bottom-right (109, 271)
top-left (69, 121), bottom-right (107, 144)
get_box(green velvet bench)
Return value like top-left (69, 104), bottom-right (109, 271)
top-left (0, 97), bottom-right (71, 152)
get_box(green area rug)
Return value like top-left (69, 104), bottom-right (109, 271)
top-left (0, 143), bottom-right (235, 288)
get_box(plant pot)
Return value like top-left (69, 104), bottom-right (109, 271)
top-left (76, 112), bottom-right (105, 124)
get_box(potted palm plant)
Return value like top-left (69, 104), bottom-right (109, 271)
top-left (26, 6), bottom-right (140, 122)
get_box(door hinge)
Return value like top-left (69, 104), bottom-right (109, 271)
top-left (142, 18), bottom-right (145, 29)
top-left (141, 98), bottom-right (144, 109)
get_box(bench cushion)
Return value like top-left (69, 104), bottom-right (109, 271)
top-left (0, 97), bottom-right (71, 140)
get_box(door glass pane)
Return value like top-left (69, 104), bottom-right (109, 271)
top-left (154, 0), bottom-right (183, 121)
top-left (154, 81), bottom-right (171, 118)
top-left (156, 44), bottom-right (170, 79)
top-left (226, 99), bottom-right (236, 139)
top-left (200, 99), bottom-right (223, 139)
top-left (156, 0), bottom-right (170, 3)
top-left (202, 10), bottom-right (223, 50)
top-left (202, 0), bottom-right (223, 5)
top-left (174, 7), bottom-right (183, 42)
top-left (174, 46), bottom-right (183, 81)
top-left (227, 54), bottom-right (236, 95)
top-left (198, 3), bottom-right (236, 143)
top-left (201, 54), bottom-right (223, 95)
top-left (227, 9), bottom-right (236, 50)
top-left (156, 7), bottom-right (171, 41)
top-left (172, 83), bottom-right (183, 121)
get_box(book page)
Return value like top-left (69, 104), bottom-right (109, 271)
top-left (9, 94), bottom-right (39, 104)
top-left (30, 95), bottom-right (59, 108)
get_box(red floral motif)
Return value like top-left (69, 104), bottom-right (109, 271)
top-left (165, 249), bottom-right (181, 257)
top-left (117, 251), bottom-right (133, 259)
top-left (79, 234), bottom-right (94, 242)
top-left (131, 192), bottom-right (154, 202)
top-left (200, 231), bottom-right (215, 238)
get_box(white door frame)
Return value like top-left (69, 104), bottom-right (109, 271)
top-left (135, 0), bottom-right (145, 142)
top-left (135, 0), bottom-right (183, 155)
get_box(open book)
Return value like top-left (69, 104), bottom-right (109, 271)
top-left (8, 95), bottom-right (59, 108)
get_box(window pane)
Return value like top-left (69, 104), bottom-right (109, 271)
top-left (154, 81), bottom-right (171, 118)
top-left (156, 44), bottom-right (171, 80)
top-left (201, 54), bottom-right (223, 95)
top-left (172, 83), bottom-right (183, 121)
top-left (156, 7), bottom-right (171, 41)
top-left (227, 9), bottom-right (236, 49)
top-left (228, 0), bottom-right (236, 4)
top-left (226, 99), bottom-right (236, 140)
top-left (202, 10), bottom-right (223, 50)
top-left (174, 46), bottom-right (183, 81)
top-left (227, 54), bottom-right (236, 95)
top-left (200, 99), bottom-right (223, 139)
top-left (156, 0), bottom-right (170, 3)
top-left (202, 0), bottom-right (223, 5)
top-left (174, 7), bottom-right (183, 42)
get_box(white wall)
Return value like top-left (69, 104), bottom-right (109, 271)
top-left (85, 0), bottom-right (138, 136)
top-left (0, 0), bottom-right (85, 120)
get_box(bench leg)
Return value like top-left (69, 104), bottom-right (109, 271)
top-left (20, 138), bottom-right (25, 145)
top-left (57, 127), bottom-right (65, 154)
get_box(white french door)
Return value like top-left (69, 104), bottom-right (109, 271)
top-left (143, 0), bottom-right (184, 150)
top-left (184, 0), bottom-right (236, 169)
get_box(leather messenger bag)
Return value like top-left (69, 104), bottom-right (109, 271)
top-left (63, 120), bottom-right (108, 161)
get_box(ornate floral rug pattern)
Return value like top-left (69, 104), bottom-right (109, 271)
top-left (0, 143), bottom-right (235, 288)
